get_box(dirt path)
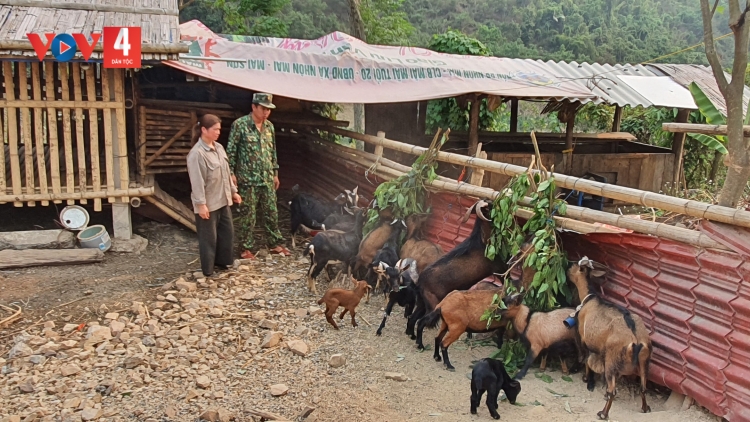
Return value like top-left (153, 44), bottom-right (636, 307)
top-left (0, 194), bottom-right (723, 422)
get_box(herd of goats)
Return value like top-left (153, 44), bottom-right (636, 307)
top-left (287, 185), bottom-right (653, 420)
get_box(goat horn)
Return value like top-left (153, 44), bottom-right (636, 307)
top-left (461, 203), bottom-right (474, 223)
top-left (578, 256), bottom-right (594, 268)
top-left (474, 200), bottom-right (491, 222)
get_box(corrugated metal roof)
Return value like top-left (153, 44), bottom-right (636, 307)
top-left (536, 60), bottom-right (667, 108)
top-left (0, 0), bottom-right (185, 60)
top-left (648, 63), bottom-right (750, 117)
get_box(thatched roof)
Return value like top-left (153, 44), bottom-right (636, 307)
top-left (0, 0), bottom-right (187, 60)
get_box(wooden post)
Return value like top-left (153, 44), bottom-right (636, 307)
top-left (17, 62), bottom-right (36, 207)
top-left (563, 112), bottom-right (576, 174)
top-left (671, 108), bottom-right (691, 192)
top-left (30, 63), bottom-right (48, 206)
top-left (612, 105), bottom-right (622, 132)
top-left (85, 64), bottom-right (102, 212)
top-left (44, 62), bottom-right (62, 204)
top-left (71, 63), bottom-right (87, 205)
top-left (466, 94), bottom-right (481, 181)
top-left (469, 142), bottom-right (487, 186)
top-left (509, 99), bottom-right (519, 133)
top-left (3, 62), bottom-right (23, 207)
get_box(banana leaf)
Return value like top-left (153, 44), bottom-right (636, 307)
top-left (689, 82), bottom-right (726, 125)
top-left (687, 133), bottom-right (728, 154)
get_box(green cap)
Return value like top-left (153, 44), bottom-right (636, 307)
top-left (252, 92), bottom-right (276, 109)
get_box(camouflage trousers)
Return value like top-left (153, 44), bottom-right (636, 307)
top-left (235, 185), bottom-right (284, 251)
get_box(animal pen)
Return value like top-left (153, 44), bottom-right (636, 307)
top-left (0, 0), bottom-right (188, 239)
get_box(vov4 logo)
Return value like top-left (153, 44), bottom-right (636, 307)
top-left (27, 27), bottom-right (142, 68)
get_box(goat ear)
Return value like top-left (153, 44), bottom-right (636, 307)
top-left (590, 269), bottom-right (607, 278)
top-left (353, 186), bottom-right (358, 195)
top-left (399, 263), bottom-right (411, 273)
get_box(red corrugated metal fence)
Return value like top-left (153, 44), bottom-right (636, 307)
top-left (278, 135), bottom-right (750, 421)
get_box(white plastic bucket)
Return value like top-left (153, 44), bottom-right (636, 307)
top-left (77, 224), bottom-right (112, 252)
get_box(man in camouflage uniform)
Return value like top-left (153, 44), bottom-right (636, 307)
top-left (226, 93), bottom-right (291, 259)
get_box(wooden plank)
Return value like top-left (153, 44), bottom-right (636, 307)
top-left (0, 186), bottom-right (154, 203)
top-left (71, 63), bottom-right (88, 205)
top-left (113, 69), bottom-right (129, 203)
top-left (16, 62), bottom-right (36, 206)
top-left (0, 106), bottom-right (5, 192)
top-left (3, 62), bottom-right (23, 207)
top-left (100, 68), bottom-right (115, 202)
top-left (57, 63), bottom-right (75, 205)
top-left (0, 100), bottom-right (123, 109)
top-left (139, 106), bottom-right (147, 178)
top-left (144, 115), bottom-right (195, 167)
top-left (85, 64), bottom-right (102, 212)
top-left (44, 62), bottom-right (62, 204)
top-left (663, 122), bottom-right (750, 136)
top-left (0, 249), bottom-right (104, 270)
top-left (0, 229), bottom-right (76, 251)
top-left (30, 63), bottom-right (48, 206)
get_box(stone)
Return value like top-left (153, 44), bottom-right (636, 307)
top-left (238, 265), bottom-right (250, 271)
top-left (294, 326), bottom-right (310, 337)
top-left (86, 325), bottom-right (112, 342)
top-left (251, 311), bottom-right (266, 321)
top-left (260, 332), bottom-right (282, 348)
top-left (62, 323), bottom-right (79, 332)
top-left (186, 389), bottom-right (202, 401)
top-left (141, 336), bottom-right (156, 347)
top-left (295, 308), bottom-right (308, 317)
top-left (329, 354), bottom-right (346, 368)
top-left (43, 328), bottom-right (59, 339)
top-left (60, 340), bottom-right (78, 350)
top-left (287, 340), bottom-right (309, 357)
top-left (175, 278), bottom-right (197, 292)
top-left (165, 294), bottom-right (179, 303)
top-left (308, 306), bottom-right (324, 316)
top-left (385, 372), bottom-right (408, 382)
top-left (199, 409), bottom-right (234, 422)
top-left (363, 346), bottom-right (376, 356)
top-left (62, 397), bottom-right (81, 409)
top-left (18, 378), bottom-right (35, 393)
top-left (270, 384), bottom-right (289, 396)
top-left (165, 406), bottom-right (177, 419)
top-left (3, 416), bottom-right (21, 422)
top-left (191, 322), bottom-right (209, 335)
top-left (209, 308), bottom-right (223, 317)
top-left (196, 375), bottom-right (211, 389)
top-left (81, 407), bottom-right (103, 421)
top-left (43, 321), bottom-right (56, 329)
top-left (28, 355), bottom-right (45, 365)
top-left (109, 321), bottom-right (126, 337)
top-left (36, 342), bottom-right (60, 355)
top-left (240, 292), bottom-right (256, 300)
top-left (259, 319), bottom-right (279, 330)
top-left (109, 234), bottom-right (148, 253)
top-left (60, 364), bottom-right (82, 377)
top-left (104, 313), bottom-right (120, 320)
top-left (123, 357), bottom-right (144, 369)
top-left (8, 342), bottom-right (33, 358)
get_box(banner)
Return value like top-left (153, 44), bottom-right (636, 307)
top-left (163, 20), bottom-right (597, 104)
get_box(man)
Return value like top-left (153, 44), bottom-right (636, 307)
top-left (226, 93), bottom-right (291, 259)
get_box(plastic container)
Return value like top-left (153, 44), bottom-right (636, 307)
top-left (77, 225), bottom-right (112, 252)
top-left (59, 206), bottom-right (112, 252)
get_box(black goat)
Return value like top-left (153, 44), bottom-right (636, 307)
top-left (289, 185), bottom-right (359, 248)
top-left (375, 258), bottom-right (418, 336)
top-left (407, 200), bottom-right (506, 348)
top-left (470, 358), bottom-right (521, 420)
top-left (305, 209), bottom-right (366, 295)
top-left (367, 219), bottom-right (406, 298)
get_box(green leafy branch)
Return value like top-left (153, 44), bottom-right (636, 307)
top-left (362, 129), bottom-right (449, 235)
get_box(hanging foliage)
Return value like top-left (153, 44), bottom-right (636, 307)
top-left (362, 129), bottom-right (449, 235)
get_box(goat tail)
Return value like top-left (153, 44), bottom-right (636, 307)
top-left (317, 297), bottom-right (324, 305)
top-left (306, 244), bottom-right (315, 259)
top-left (421, 308), bottom-right (443, 330)
top-left (629, 342), bottom-right (644, 366)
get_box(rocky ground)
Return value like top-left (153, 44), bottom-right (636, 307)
top-left (0, 252), bottom-right (724, 422)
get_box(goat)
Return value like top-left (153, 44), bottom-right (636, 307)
top-left (399, 213), bottom-right (444, 273)
top-left (321, 206), bottom-right (357, 231)
top-left (352, 214), bottom-right (405, 279)
top-left (317, 277), bottom-right (371, 330)
top-left (408, 200), bottom-right (506, 348)
top-left (470, 358), bottom-right (521, 420)
top-left (418, 286), bottom-right (511, 370)
top-left (499, 293), bottom-right (582, 380)
top-left (305, 209), bottom-right (366, 295)
top-left (567, 257), bottom-right (652, 420)
top-left (375, 258), bottom-right (418, 336)
top-left (289, 185), bottom-right (358, 248)
top-left (367, 219), bottom-right (406, 298)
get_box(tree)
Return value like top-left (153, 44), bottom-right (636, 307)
top-left (700, 0), bottom-right (750, 207)
top-left (180, 0), bottom-right (291, 37)
top-left (358, 0), bottom-right (414, 45)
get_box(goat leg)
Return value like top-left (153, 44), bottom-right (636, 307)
top-left (350, 309), bottom-right (358, 328)
top-left (325, 307), bottom-right (339, 330)
top-left (560, 356), bottom-right (569, 375)
top-left (470, 383), bottom-right (481, 415)
top-left (597, 369), bottom-right (618, 420)
top-left (433, 325), bottom-right (448, 362)
top-left (376, 296), bottom-right (397, 336)
top-left (405, 300), bottom-right (424, 340)
top-left (486, 383), bottom-right (501, 420)
top-left (339, 309), bottom-right (348, 320)
top-left (515, 346), bottom-right (539, 380)
top-left (539, 353), bottom-right (548, 372)
top-left (441, 345), bottom-right (455, 371)
top-left (598, 391), bottom-right (615, 420)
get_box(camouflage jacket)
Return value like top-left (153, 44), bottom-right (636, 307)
top-left (226, 116), bottom-right (278, 188)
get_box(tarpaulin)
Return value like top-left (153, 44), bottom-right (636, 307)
top-left (277, 135), bottom-right (750, 421)
top-left (164, 20), bottom-right (598, 104)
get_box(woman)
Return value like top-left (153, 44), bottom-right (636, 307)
top-left (187, 114), bottom-right (242, 277)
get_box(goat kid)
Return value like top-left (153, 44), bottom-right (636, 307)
top-left (317, 277), bottom-right (371, 330)
top-left (367, 219), bottom-right (406, 299)
top-left (375, 259), bottom-right (418, 336)
top-left (352, 211), bottom-right (402, 279)
top-left (306, 209), bottom-right (366, 295)
top-left (470, 358), bottom-right (521, 420)
top-left (567, 257), bottom-right (652, 420)
top-left (499, 293), bottom-right (582, 380)
top-left (408, 200), bottom-right (506, 348)
top-left (289, 185), bottom-right (358, 248)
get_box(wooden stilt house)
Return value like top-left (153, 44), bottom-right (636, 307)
top-left (0, 0), bottom-right (188, 239)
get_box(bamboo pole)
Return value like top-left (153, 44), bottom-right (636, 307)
top-left (324, 126), bottom-right (750, 229)
top-left (662, 122), bottom-right (750, 136)
top-left (44, 62), bottom-right (62, 204)
top-left (30, 63), bottom-right (48, 206)
top-left (0, 187), bottom-right (154, 203)
top-left (1, 0), bottom-right (181, 15)
top-left (58, 63), bottom-right (75, 205)
top-left (294, 136), bottom-right (731, 251)
top-left (113, 69), bottom-right (129, 203)
top-left (85, 65), bottom-right (102, 212)
top-left (0, 100), bottom-right (124, 109)
top-left (71, 63), bottom-right (88, 205)
top-left (0, 41), bottom-right (188, 54)
top-left (100, 68), bottom-right (115, 201)
top-left (16, 62), bottom-right (35, 206)
top-left (3, 62), bottom-right (23, 207)
top-left (141, 196), bottom-right (197, 232)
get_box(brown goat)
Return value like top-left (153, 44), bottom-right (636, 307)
top-left (500, 294), bottom-right (581, 380)
top-left (317, 277), bottom-right (372, 330)
top-left (567, 257), bottom-right (652, 420)
top-left (419, 287), bottom-right (510, 370)
top-left (399, 213), bottom-right (444, 273)
top-left (351, 210), bottom-right (401, 279)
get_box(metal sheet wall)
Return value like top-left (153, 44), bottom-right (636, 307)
top-left (278, 136), bottom-right (750, 421)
